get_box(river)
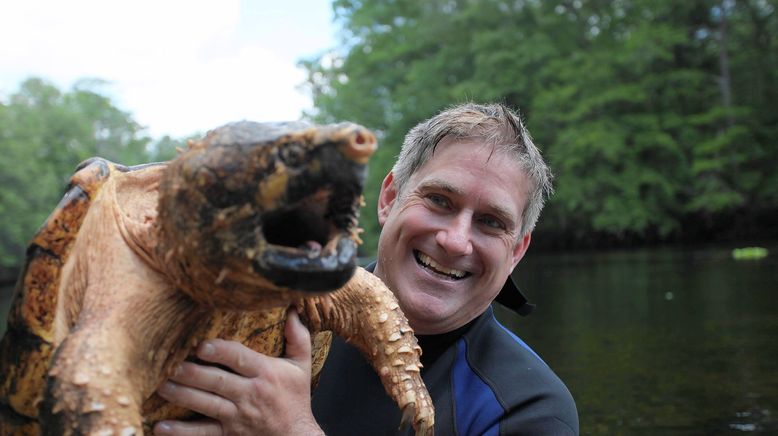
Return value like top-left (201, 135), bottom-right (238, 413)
top-left (1, 244), bottom-right (776, 434)
top-left (498, 244), bottom-right (778, 434)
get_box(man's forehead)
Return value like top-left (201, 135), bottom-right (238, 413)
top-left (430, 136), bottom-right (527, 170)
top-left (409, 137), bottom-right (527, 189)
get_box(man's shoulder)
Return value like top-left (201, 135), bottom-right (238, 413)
top-left (464, 310), bottom-right (556, 379)
top-left (312, 308), bottom-right (579, 435)
top-left (456, 310), bottom-right (579, 434)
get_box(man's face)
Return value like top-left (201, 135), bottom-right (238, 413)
top-left (374, 138), bottom-right (531, 334)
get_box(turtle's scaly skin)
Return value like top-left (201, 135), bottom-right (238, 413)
top-left (0, 122), bottom-right (434, 435)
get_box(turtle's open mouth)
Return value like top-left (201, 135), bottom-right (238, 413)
top-left (263, 207), bottom-right (331, 255)
top-left (253, 189), bottom-right (359, 293)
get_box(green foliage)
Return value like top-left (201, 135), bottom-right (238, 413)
top-left (302, 0), bottom-right (778, 252)
top-left (0, 78), bottom-right (155, 267)
top-left (148, 135), bottom-right (190, 162)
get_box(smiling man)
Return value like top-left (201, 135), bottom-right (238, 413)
top-left (373, 135), bottom-right (533, 335)
top-left (155, 103), bottom-right (579, 436)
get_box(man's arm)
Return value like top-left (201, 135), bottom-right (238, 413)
top-left (153, 310), bottom-right (325, 436)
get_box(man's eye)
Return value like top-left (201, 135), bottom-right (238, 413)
top-left (427, 194), bottom-right (448, 208)
top-left (479, 215), bottom-right (505, 230)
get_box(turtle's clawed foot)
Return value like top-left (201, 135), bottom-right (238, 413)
top-left (400, 401), bottom-right (434, 436)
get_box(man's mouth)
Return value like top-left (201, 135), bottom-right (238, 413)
top-left (414, 250), bottom-right (471, 280)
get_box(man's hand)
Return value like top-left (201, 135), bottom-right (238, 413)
top-left (153, 309), bottom-right (324, 436)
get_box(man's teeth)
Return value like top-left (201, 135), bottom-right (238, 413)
top-left (416, 252), bottom-right (467, 279)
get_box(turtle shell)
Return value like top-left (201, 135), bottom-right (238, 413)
top-left (0, 157), bottom-right (160, 431)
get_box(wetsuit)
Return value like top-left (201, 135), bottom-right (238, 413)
top-left (312, 305), bottom-right (579, 435)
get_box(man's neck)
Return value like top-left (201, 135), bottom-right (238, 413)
top-left (416, 316), bottom-right (479, 368)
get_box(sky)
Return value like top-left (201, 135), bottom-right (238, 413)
top-left (0, 0), bottom-right (338, 138)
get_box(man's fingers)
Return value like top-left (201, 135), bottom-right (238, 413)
top-left (284, 309), bottom-right (312, 366)
top-left (168, 361), bottom-right (244, 399)
top-left (157, 381), bottom-right (238, 421)
top-left (155, 317), bottom-right (318, 435)
top-left (195, 338), bottom-right (264, 377)
top-left (153, 419), bottom-right (222, 436)
top-left (195, 313), bottom-right (312, 376)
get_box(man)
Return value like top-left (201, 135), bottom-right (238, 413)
top-left (154, 103), bottom-right (579, 435)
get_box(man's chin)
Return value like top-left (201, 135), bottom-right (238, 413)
top-left (401, 293), bottom-right (456, 332)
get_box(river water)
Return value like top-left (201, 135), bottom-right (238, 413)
top-left (497, 245), bottom-right (778, 434)
top-left (1, 245), bottom-right (776, 434)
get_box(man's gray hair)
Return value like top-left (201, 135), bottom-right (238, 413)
top-left (391, 102), bottom-right (554, 236)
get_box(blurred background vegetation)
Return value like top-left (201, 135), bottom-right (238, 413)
top-left (1, 0), bottom-right (776, 268)
top-left (0, 78), bottom-right (194, 271)
top-left (302, 0), bottom-right (778, 255)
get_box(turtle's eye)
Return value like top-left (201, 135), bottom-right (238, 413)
top-left (278, 143), bottom-right (308, 168)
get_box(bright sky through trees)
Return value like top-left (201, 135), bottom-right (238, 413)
top-left (0, 0), bottom-right (336, 138)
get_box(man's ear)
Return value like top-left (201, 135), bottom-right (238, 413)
top-left (377, 172), bottom-right (397, 226)
top-left (511, 232), bottom-right (532, 269)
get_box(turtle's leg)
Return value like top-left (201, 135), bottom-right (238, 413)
top-left (298, 267), bottom-right (434, 436)
top-left (39, 283), bottom-right (207, 436)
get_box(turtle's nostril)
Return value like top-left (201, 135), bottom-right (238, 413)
top-left (342, 130), bottom-right (376, 164)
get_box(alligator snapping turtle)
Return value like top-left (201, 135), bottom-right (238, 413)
top-left (0, 121), bottom-right (434, 435)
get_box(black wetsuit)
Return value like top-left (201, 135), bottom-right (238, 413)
top-left (312, 305), bottom-right (579, 435)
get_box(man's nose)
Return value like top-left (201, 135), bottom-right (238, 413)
top-left (435, 213), bottom-right (473, 256)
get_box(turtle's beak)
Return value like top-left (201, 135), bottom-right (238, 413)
top-left (256, 235), bottom-right (357, 292)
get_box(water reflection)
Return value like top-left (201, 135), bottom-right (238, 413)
top-left (1, 246), bottom-right (776, 433)
top-left (497, 246), bottom-right (778, 434)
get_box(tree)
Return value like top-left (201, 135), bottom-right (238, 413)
top-left (302, 0), bottom-right (778, 251)
top-left (0, 78), bottom-right (152, 267)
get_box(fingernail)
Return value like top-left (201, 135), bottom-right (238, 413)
top-left (200, 342), bottom-right (215, 357)
top-left (155, 421), bottom-right (172, 434)
top-left (158, 381), bottom-right (176, 395)
top-left (173, 363), bottom-right (183, 377)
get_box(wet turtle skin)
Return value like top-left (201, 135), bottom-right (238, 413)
top-left (0, 121), bottom-right (434, 435)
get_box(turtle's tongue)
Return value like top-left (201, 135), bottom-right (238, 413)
top-left (300, 240), bottom-right (322, 257)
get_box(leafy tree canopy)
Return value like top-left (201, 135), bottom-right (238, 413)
top-left (0, 78), bottom-right (188, 267)
top-left (301, 0), bottom-right (778, 253)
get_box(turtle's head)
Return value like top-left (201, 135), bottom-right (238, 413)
top-left (157, 121), bottom-right (376, 309)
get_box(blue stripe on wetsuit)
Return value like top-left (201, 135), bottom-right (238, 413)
top-left (452, 339), bottom-right (502, 436)
top-left (452, 317), bottom-right (550, 435)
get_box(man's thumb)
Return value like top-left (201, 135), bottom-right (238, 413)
top-left (284, 308), bottom-right (312, 364)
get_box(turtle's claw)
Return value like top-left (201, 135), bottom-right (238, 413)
top-left (400, 402), bottom-right (434, 436)
top-left (399, 403), bottom-right (415, 431)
